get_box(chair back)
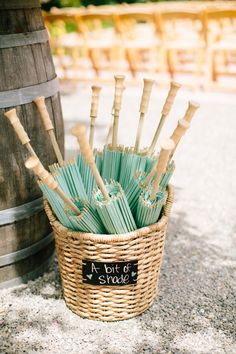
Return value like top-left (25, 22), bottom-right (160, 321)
top-left (204, 9), bottom-right (236, 44)
top-left (114, 11), bottom-right (156, 41)
top-left (77, 11), bottom-right (115, 40)
top-left (155, 10), bottom-right (206, 44)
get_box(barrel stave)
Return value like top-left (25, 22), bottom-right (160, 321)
top-left (0, 211), bottom-right (51, 256)
top-left (0, 0), bottom-right (64, 287)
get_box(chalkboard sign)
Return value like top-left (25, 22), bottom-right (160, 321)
top-left (82, 260), bottom-right (138, 286)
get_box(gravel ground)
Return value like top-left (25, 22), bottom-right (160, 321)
top-left (0, 83), bottom-right (236, 354)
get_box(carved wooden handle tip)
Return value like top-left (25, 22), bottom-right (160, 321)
top-left (160, 138), bottom-right (175, 151)
top-left (171, 81), bottom-right (181, 89)
top-left (143, 78), bottom-right (155, 84)
top-left (189, 100), bottom-right (200, 109)
top-left (33, 96), bottom-right (45, 104)
top-left (71, 123), bottom-right (86, 137)
top-left (25, 156), bottom-right (39, 170)
top-left (4, 108), bottom-right (17, 121)
top-left (114, 74), bottom-right (125, 81)
top-left (91, 85), bottom-right (102, 93)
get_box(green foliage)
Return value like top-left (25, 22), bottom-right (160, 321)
top-left (82, 0), bottom-right (147, 5)
top-left (65, 22), bottom-right (78, 32)
top-left (42, 0), bottom-right (181, 11)
top-left (61, 0), bottom-right (81, 5)
top-left (42, 0), bottom-right (81, 11)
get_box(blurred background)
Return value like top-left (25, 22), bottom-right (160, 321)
top-left (1, 3), bottom-right (235, 352)
top-left (41, 0), bottom-right (236, 90)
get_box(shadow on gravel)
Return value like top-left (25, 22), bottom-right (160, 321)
top-left (11, 258), bottom-right (63, 300)
top-left (135, 202), bottom-right (235, 353)
top-left (0, 306), bottom-right (68, 354)
top-left (0, 260), bottom-right (65, 353)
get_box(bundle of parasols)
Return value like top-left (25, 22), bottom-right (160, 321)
top-left (4, 76), bottom-right (199, 235)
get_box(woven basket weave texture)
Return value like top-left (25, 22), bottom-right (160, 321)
top-left (44, 185), bottom-right (174, 321)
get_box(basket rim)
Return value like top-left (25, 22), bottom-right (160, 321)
top-left (44, 184), bottom-right (174, 244)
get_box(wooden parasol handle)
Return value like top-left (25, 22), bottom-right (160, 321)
top-left (90, 85), bottom-right (101, 118)
top-left (135, 78), bottom-right (154, 152)
top-left (33, 96), bottom-right (64, 166)
top-left (170, 118), bottom-right (190, 148)
top-left (4, 108), bottom-right (37, 157)
top-left (33, 96), bottom-right (54, 131)
top-left (89, 85), bottom-right (101, 148)
top-left (112, 75), bottom-right (125, 148)
top-left (183, 101), bottom-right (200, 123)
top-left (148, 81), bottom-right (181, 155)
top-left (25, 156), bottom-right (58, 189)
top-left (72, 124), bottom-right (94, 165)
top-left (25, 156), bottom-right (80, 214)
top-left (139, 78), bottom-right (154, 114)
top-left (150, 139), bottom-right (175, 200)
top-left (72, 123), bottom-right (109, 200)
top-left (113, 75), bottom-right (125, 112)
top-left (161, 81), bottom-right (181, 116)
top-left (4, 108), bottom-right (30, 145)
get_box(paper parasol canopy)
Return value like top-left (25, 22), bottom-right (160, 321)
top-left (41, 182), bottom-right (104, 233)
top-left (134, 139), bottom-right (175, 227)
top-left (159, 160), bottom-right (175, 191)
top-left (49, 159), bottom-right (88, 202)
top-left (135, 190), bottom-right (167, 228)
top-left (93, 180), bottom-right (137, 234)
top-left (101, 144), bottom-right (124, 182)
top-left (25, 156), bottom-right (104, 234)
top-left (77, 149), bottom-right (103, 203)
top-left (39, 182), bottom-right (76, 230)
top-left (72, 123), bottom-right (137, 234)
top-left (119, 147), bottom-right (147, 191)
top-left (101, 75), bottom-right (125, 182)
top-left (64, 198), bottom-right (105, 234)
top-left (125, 171), bottom-right (148, 215)
top-left (125, 160), bottom-right (175, 217)
top-left (144, 152), bottom-right (159, 174)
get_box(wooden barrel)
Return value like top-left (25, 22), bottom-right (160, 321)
top-left (0, 0), bottom-right (64, 288)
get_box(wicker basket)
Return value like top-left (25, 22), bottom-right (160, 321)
top-left (44, 185), bottom-right (174, 321)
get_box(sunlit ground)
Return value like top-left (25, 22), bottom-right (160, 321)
top-left (1, 81), bottom-right (235, 353)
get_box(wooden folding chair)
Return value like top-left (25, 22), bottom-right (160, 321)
top-left (43, 13), bottom-right (87, 80)
top-left (204, 9), bottom-right (236, 84)
top-left (155, 10), bottom-right (206, 83)
top-left (77, 11), bottom-right (123, 76)
top-left (113, 11), bottom-right (164, 77)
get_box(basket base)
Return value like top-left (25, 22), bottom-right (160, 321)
top-left (63, 290), bottom-right (158, 322)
